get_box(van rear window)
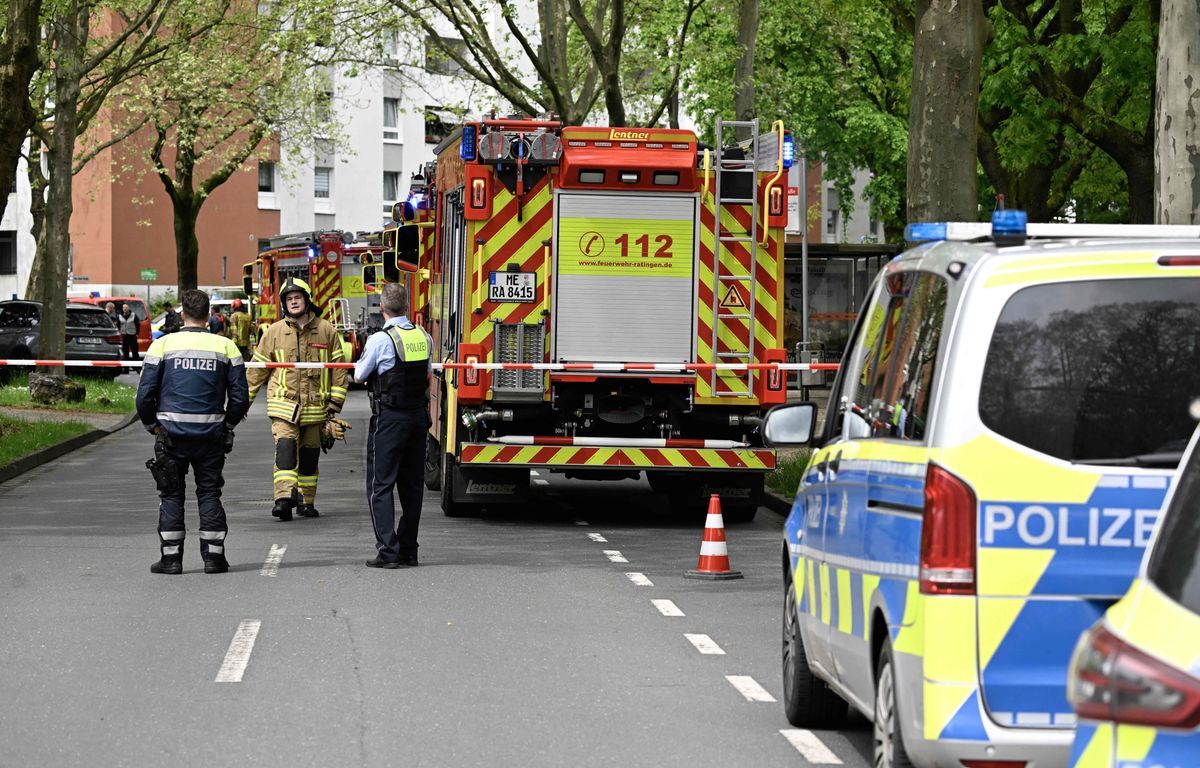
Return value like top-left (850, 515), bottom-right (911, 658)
top-left (979, 278), bottom-right (1200, 464)
top-left (1147, 433), bottom-right (1200, 613)
top-left (67, 308), bottom-right (115, 329)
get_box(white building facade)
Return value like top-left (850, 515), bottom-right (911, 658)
top-left (1, 150), bottom-right (36, 300)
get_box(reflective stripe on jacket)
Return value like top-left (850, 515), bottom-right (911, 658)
top-left (136, 328), bottom-right (249, 440)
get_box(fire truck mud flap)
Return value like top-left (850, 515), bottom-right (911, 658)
top-left (450, 464), bottom-right (530, 506)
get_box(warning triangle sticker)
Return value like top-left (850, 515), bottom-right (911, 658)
top-left (719, 284), bottom-right (746, 309)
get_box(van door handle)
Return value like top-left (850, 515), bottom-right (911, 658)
top-left (829, 451), bottom-right (842, 474)
top-left (816, 457), bottom-right (828, 479)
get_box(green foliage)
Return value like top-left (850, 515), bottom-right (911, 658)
top-left (0, 415), bottom-right (92, 469)
top-left (0, 372), bottom-right (137, 413)
top-left (766, 448), bottom-right (812, 497)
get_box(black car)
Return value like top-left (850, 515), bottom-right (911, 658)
top-left (0, 300), bottom-right (123, 380)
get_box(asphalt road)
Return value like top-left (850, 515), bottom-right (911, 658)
top-left (0, 391), bottom-right (873, 767)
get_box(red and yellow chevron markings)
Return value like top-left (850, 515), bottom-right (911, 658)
top-left (460, 443), bottom-right (776, 470)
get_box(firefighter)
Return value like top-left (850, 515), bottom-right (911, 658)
top-left (247, 277), bottom-right (348, 521)
top-left (228, 298), bottom-right (252, 359)
top-left (137, 289), bottom-right (249, 575)
top-left (354, 282), bottom-right (431, 568)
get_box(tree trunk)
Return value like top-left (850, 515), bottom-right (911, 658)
top-left (173, 194), bottom-right (201, 293)
top-left (0, 0), bottom-right (42, 226)
top-left (733, 0), bottom-right (759, 140)
top-left (906, 0), bottom-right (988, 222)
top-left (1154, 0), bottom-right (1200, 224)
top-left (35, 0), bottom-right (88, 368)
top-left (22, 134), bottom-right (49, 299)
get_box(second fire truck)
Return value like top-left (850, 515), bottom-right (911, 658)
top-left (388, 116), bottom-right (794, 520)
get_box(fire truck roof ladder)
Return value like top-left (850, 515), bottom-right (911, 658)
top-left (712, 117), bottom-right (760, 399)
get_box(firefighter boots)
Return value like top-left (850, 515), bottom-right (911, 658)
top-left (298, 503), bottom-right (320, 518)
top-left (272, 497), bottom-right (294, 522)
top-left (204, 555), bottom-right (230, 574)
top-left (150, 557), bottom-right (183, 575)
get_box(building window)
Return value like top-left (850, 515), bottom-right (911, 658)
top-left (382, 28), bottom-right (400, 60)
top-left (826, 187), bottom-right (839, 236)
top-left (383, 171), bottom-right (400, 203)
top-left (425, 106), bottom-right (451, 145)
top-left (384, 98), bottom-right (400, 141)
top-left (314, 167), bottom-right (332, 198)
top-left (0, 231), bottom-right (15, 276)
top-left (258, 161), bottom-right (275, 192)
top-left (424, 35), bottom-right (467, 76)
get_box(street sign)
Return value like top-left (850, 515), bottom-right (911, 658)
top-left (140, 268), bottom-right (157, 281)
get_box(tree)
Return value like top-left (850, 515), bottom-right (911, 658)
top-left (399, 0), bottom-right (707, 126)
top-left (1154, 0), bottom-right (1199, 223)
top-left (906, 0), bottom-right (989, 221)
top-left (0, 0), bottom-right (43, 225)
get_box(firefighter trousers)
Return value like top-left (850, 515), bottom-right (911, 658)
top-left (271, 418), bottom-right (322, 504)
top-left (157, 437), bottom-right (227, 563)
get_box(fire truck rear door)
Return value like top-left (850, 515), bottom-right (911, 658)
top-left (553, 192), bottom-right (697, 363)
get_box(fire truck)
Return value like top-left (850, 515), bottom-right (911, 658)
top-left (400, 116), bottom-right (793, 520)
top-left (242, 230), bottom-right (423, 360)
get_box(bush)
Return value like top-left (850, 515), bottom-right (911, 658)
top-left (766, 448), bottom-right (812, 498)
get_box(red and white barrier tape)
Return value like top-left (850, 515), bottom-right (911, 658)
top-left (0, 359), bottom-right (841, 372)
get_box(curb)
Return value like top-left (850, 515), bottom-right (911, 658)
top-left (763, 488), bottom-right (794, 516)
top-left (0, 411), bottom-right (139, 486)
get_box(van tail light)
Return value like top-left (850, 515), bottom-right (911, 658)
top-left (1069, 623), bottom-right (1200, 728)
top-left (919, 464), bottom-right (977, 595)
top-left (1156, 255), bottom-right (1200, 267)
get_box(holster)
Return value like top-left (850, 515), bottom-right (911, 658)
top-left (147, 433), bottom-right (184, 493)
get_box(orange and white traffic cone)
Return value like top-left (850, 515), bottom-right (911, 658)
top-left (684, 494), bottom-right (743, 580)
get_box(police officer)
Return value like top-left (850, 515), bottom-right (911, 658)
top-left (354, 282), bottom-right (431, 568)
top-left (137, 289), bottom-right (249, 575)
top-left (246, 277), bottom-right (348, 521)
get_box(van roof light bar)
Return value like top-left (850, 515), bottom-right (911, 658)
top-left (905, 218), bottom-right (1200, 245)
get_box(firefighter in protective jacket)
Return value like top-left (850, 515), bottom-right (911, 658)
top-left (247, 277), bottom-right (348, 520)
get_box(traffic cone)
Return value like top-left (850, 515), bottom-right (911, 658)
top-left (684, 494), bottom-right (743, 580)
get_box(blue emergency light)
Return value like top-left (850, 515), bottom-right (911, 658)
top-left (991, 208), bottom-right (1028, 245)
top-left (903, 222), bottom-right (948, 243)
top-left (460, 125), bottom-right (478, 161)
top-left (307, 245), bottom-right (317, 259)
top-left (782, 133), bottom-right (795, 169)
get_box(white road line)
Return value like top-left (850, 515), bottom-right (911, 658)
top-left (651, 599), bottom-right (684, 617)
top-left (779, 729), bottom-right (843, 764)
top-left (260, 544), bottom-right (287, 577)
top-left (726, 675), bottom-right (776, 702)
top-left (215, 620), bottom-right (262, 683)
top-left (530, 470), bottom-right (541, 476)
top-left (603, 550), bottom-right (628, 563)
top-left (684, 633), bottom-right (725, 655)
top-left (588, 533), bottom-right (608, 543)
top-left (625, 572), bottom-right (654, 586)
top-left (533, 478), bottom-right (550, 486)
top-left (574, 519), bottom-right (589, 526)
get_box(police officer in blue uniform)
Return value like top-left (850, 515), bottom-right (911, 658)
top-left (137, 289), bottom-right (249, 575)
top-left (354, 282), bottom-right (432, 569)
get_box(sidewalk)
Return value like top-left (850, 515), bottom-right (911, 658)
top-left (0, 408), bottom-right (138, 484)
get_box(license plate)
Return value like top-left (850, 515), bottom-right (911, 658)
top-left (488, 271), bottom-right (536, 303)
top-left (77, 336), bottom-right (102, 344)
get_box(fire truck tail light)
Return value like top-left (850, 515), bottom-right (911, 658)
top-left (464, 355), bottom-right (480, 386)
top-left (653, 172), bottom-right (679, 186)
top-left (460, 125), bottom-right (478, 161)
top-left (919, 464), bottom-right (977, 595)
top-left (470, 178), bottom-right (487, 209)
top-left (769, 186), bottom-right (784, 216)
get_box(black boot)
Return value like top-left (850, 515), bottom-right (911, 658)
top-left (150, 557), bottom-right (183, 575)
top-left (204, 555), bottom-right (230, 574)
top-left (297, 503), bottom-right (320, 518)
top-left (272, 497), bottom-right (294, 521)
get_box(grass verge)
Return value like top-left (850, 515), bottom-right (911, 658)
top-left (0, 416), bottom-right (92, 469)
top-left (766, 448), bottom-right (811, 498)
top-left (0, 372), bottom-right (136, 413)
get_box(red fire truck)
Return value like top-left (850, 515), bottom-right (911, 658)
top-left (400, 116), bottom-right (793, 520)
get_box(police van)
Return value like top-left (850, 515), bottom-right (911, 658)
top-left (763, 213), bottom-right (1200, 767)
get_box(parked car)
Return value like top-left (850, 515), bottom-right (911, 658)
top-left (72, 295), bottom-right (151, 354)
top-left (0, 300), bottom-right (123, 380)
top-left (763, 214), bottom-right (1200, 768)
top-left (1067, 421), bottom-right (1200, 768)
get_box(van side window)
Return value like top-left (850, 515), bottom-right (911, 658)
top-left (820, 276), bottom-right (884, 440)
top-left (856, 272), bottom-right (948, 440)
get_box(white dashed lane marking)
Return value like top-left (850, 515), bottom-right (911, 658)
top-left (603, 550), bottom-right (628, 563)
top-left (651, 599), bottom-right (684, 617)
top-left (587, 533), bottom-right (608, 543)
top-left (725, 675), bottom-right (775, 702)
top-left (625, 572), bottom-right (653, 586)
top-left (574, 519), bottom-right (589, 526)
top-left (260, 544), bottom-right (286, 577)
top-left (683, 633), bottom-right (725, 655)
top-left (780, 729), bottom-right (843, 764)
top-left (215, 620), bottom-right (262, 683)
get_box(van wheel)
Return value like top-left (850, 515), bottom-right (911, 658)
top-left (424, 436), bottom-right (441, 491)
top-left (782, 576), bottom-right (847, 727)
top-left (874, 641), bottom-right (914, 768)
